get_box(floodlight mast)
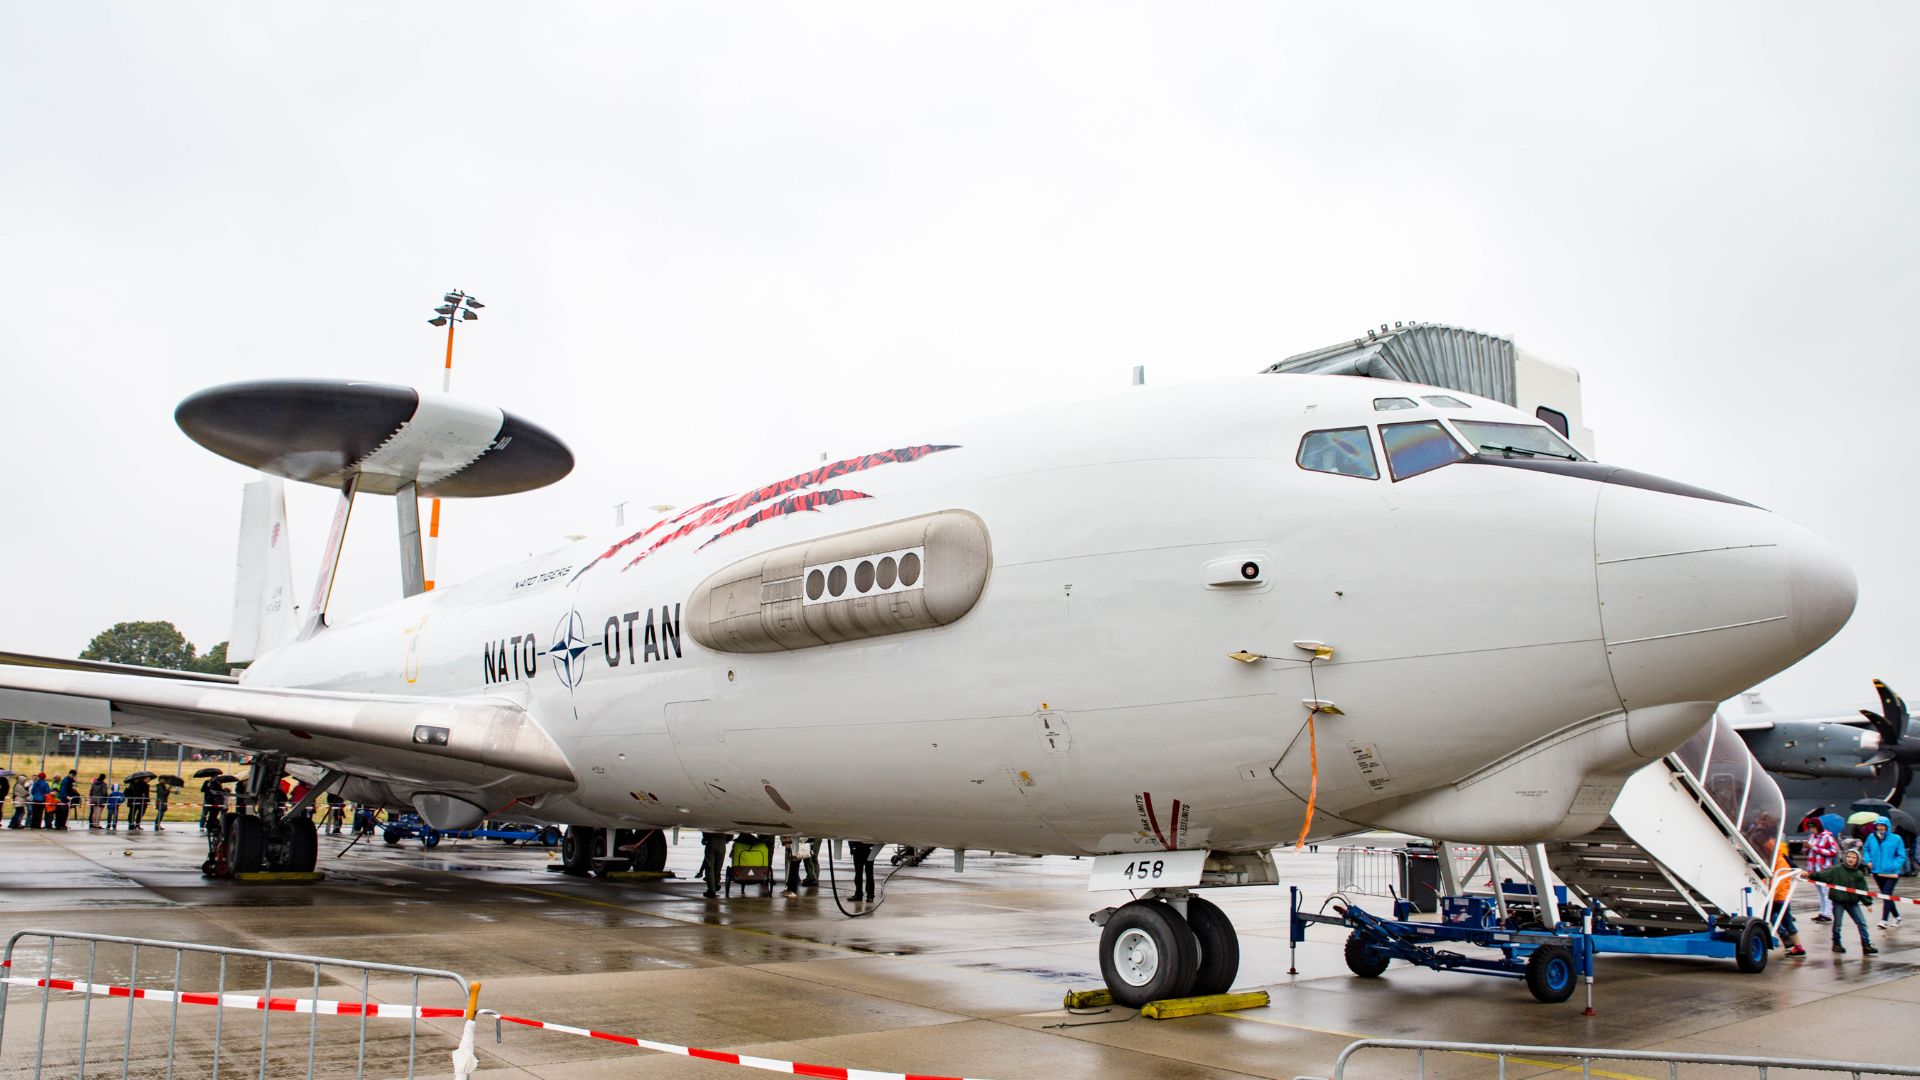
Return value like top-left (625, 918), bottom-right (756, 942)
top-left (417, 289), bottom-right (483, 592)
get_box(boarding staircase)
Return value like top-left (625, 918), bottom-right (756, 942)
top-left (1544, 713), bottom-right (1781, 932)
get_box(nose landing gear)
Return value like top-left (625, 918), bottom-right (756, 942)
top-left (1093, 891), bottom-right (1242, 1007)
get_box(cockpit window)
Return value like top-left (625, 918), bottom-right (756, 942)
top-left (1452, 419), bottom-right (1585, 461)
top-left (1535, 405), bottom-right (1570, 437)
top-left (1422, 394), bottom-right (1470, 409)
top-left (1380, 420), bottom-right (1470, 481)
top-left (1373, 397), bottom-right (1419, 411)
top-left (1297, 427), bottom-right (1379, 480)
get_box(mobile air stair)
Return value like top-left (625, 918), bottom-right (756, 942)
top-left (1545, 712), bottom-right (1783, 935)
top-left (1293, 712), bottom-right (1789, 1003)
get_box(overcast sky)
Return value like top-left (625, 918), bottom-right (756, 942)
top-left (2, 3), bottom-right (1913, 713)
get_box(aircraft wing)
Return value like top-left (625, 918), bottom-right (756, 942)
top-left (0, 657), bottom-right (574, 803)
top-left (0, 649), bottom-right (238, 684)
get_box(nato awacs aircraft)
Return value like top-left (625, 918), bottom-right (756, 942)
top-left (0, 366), bottom-right (1857, 1006)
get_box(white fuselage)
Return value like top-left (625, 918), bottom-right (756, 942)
top-left (242, 375), bottom-right (1855, 855)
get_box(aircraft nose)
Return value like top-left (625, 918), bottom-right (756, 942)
top-left (1595, 482), bottom-right (1856, 719)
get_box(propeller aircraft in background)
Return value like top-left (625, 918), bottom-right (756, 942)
top-left (1734, 680), bottom-right (1919, 868)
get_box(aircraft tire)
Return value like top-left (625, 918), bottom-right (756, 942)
top-left (1098, 899), bottom-right (1199, 1008)
top-left (1735, 920), bottom-right (1771, 973)
top-left (1525, 944), bottom-right (1577, 1003)
top-left (1343, 931), bottom-right (1391, 978)
top-left (561, 826), bottom-right (596, 876)
top-left (228, 816), bottom-right (266, 875)
top-left (1185, 895), bottom-right (1239, 997)
top-left (287, 817), bottom-right (319, 873)
top-left (634, 830), bottom-right (668, 873)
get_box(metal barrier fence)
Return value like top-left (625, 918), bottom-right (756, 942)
top-left (1295, 1037), bottom-right (1920, 1079)
top-left (0, 929), bottom-right (477, 1080)
top-left (1336, 844), bottom-right (1519, 902)
top-left (1333, 846), bottom-right (1400, 897)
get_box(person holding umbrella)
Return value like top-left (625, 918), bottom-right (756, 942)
top-left (1847, 808), bottom-right (1882, 845)
top-left (196, 768), bottom-right (227, 833)
top-left (152, 776), bottom-right (180, 830)
top-left (123, 773), bottom-right (151, 831)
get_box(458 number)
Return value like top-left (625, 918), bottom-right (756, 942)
top-left (1121, 858), bottom-right (1165, 881)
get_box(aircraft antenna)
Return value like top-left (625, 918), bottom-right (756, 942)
top-left (422, 289), bottom-right (485, 592)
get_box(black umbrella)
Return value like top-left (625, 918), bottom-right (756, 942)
top-left (125, 771), bottom-right (156, 783)
top-left (156, 775), bottom-right (185, 787)
top-left (192, 767), bottom-right (224, 779)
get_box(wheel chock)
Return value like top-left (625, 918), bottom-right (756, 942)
top-left (1139, 991), bottom-right (1270, 1020)
top-left (232, 872), bottom-right (327, 883)
top-left (1062, 988), bottom-right (1113, 1009)
top-left (605, 870), bottom-right (678, 881)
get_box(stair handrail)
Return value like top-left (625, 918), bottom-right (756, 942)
top-left (1658, 754), bottom-right (1777, 882)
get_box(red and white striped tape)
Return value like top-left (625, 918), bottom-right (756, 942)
top-left (0, 975), bottom-right (464, 1018)
top-left (488, 1012), bottom-right (984, 1079)
top-left (0, 973), bottom-right (990, 1080)
top-left (1818, 881), bottom-right (1920, 908)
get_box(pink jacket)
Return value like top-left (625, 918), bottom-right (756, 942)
top-left (1805, 830), bottom-right (1838, 872)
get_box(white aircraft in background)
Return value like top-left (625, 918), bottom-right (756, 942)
top-left (0, 371), bottom-right (1855, 1005)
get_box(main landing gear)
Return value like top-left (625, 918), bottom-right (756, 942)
top-left (201, 754), bottom-right (321, 879)
top-left (559, 825), bottom-right (669, 877)
top-left (1093, 891), bottom-right (1241, 1007)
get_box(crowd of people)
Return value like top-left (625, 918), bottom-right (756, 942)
top-left (0, 769), bottom-right (197, 832)
top-left (695, 832), bottom-right (884, 901)
top-left (0, 769), bottom-right (385, 837)
top-left (1771, 811), bottom-right (1908, 957)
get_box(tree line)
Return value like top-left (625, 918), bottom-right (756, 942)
top-left (80, 620), bottom-right (235, 675)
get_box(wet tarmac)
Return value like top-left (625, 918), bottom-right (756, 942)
top-left (0, 826), bottom-right (1916, 1078)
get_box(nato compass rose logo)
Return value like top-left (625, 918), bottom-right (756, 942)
top-left (547, 609), bottom-right (590, 690)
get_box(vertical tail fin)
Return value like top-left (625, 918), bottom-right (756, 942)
top-left (229, 477), bottom-right (298, 664)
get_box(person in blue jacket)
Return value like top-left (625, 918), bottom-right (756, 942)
top-left (24, 773), bottom-right (49, 830)
top-left (1864, 816), bottom-right (1907, 928)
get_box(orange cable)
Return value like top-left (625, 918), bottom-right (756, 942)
top-left (1294, 709), bottom-right (1319, 850)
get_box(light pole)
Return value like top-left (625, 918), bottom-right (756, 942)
top-left (423, 290), bottom-right (483, 591)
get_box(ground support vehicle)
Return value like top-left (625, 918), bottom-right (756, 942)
top-left (381, 815), bottom-right (561, 848)
top-left (1290, 882), bottom-right (1773, 1004)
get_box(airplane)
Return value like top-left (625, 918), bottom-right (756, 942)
top-left (1732, 680), bottom-right (1919, 865)
top-left (0, 370), bottom-right (1857, 1006)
